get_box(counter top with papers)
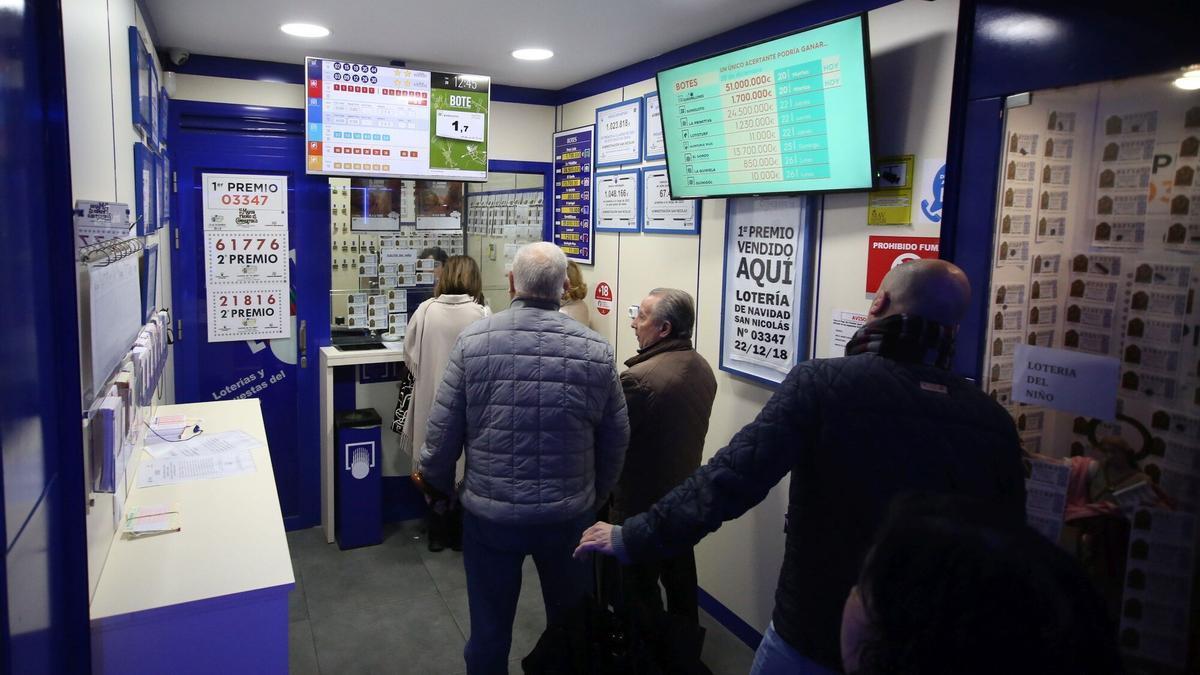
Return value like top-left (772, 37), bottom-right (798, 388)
top-left (89, 399), bottom-right (293, 674)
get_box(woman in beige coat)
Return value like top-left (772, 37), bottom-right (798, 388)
top-left (405, 255), bottom-right (487, 550)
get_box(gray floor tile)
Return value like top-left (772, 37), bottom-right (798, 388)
top-left (289, 619), bottom-right (320, 675)
top-left (419, 547), bottom-right (468, 594)
top-left (443, 585), bottom-right (547, 662)
top-left (311, 594), bottom-right (466, 675)
top-left (300, 538), bottom-right (439, 620)
top-left (699, 609), bottom-right (757, 675)
top-left (289, 574), bottom-right (309, 623)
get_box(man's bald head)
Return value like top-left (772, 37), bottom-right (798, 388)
top-left (868, 259), bottom-right (972, 326)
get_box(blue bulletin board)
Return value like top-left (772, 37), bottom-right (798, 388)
top-left (128, 27), bottom-right (151, 133)
top-left (552, 126), bottom-right (594, 264)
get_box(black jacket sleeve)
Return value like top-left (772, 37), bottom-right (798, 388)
top-left (619, 361), bottom-right (822, 562)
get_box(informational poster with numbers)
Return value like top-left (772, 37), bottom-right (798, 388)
top-left (207, 287), bottom-right (288, 341)
top-left (642, 166), bottom-right (698, 234)
top-left (552, 126), bottom-right (594, 263)
top-left (204, 231), bottom-right (289, 286)
top-left (721, 196), bottom-right (808, 384)
top-left (202, 172), bottom-right (291, 342)
top-left (595, 169), bottom-right (641, 232)
top-left (202, 173), bottom-right (288, 230)
top-left (643, 92), bottom-right (665, 161)
top-left (595, 98), bottom-right (643, 167)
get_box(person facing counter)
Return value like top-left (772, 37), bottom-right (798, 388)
top-left (403, 255), bottom-right (488, 551)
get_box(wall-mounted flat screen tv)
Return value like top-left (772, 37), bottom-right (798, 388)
top-left (655, 14), bottom-right (874, 198)
top-left (305, 57), bottom-right (490, 181)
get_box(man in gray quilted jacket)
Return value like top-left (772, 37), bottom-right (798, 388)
top-left (420, 241), bottom-right (630, 674)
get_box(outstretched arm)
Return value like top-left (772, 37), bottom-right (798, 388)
top-left (577, 363), bottom-right (821, 562)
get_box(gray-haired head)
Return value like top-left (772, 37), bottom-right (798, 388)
top-left (513, 242), bottom-right (568, 301)
top-left (648, 288), bottom-right (695, 339)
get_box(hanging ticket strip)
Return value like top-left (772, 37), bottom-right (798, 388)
top-left (982, 74), bottom-right (1200, 670)
top-left (202, 173), bottom-right (291, 342)
top-left (464, 189), bottom-right (542, 272)
top-left (329, 177), bottom-right (464, 333)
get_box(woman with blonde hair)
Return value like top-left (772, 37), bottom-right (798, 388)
top-left (406, 255), bottom-right (487, 550)
top-left (559, 260), bottom-right (591, 328)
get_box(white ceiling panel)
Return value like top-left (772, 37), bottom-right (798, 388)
top-left (144, 0), bottom-right (811, 89)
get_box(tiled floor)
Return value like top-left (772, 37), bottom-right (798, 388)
top-left (287, 521), bottom-right (757, 675)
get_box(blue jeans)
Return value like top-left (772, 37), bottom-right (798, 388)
top-left (462, 510), bottom-right (592, 675)
top-left (750, 621), bottom-right (840, 675)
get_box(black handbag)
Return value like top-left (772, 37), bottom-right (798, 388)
top-left (391, 362), bottom-right (414, 439)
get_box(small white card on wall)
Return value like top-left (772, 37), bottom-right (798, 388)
top-left (1012, 344), bottom-right (1119, 420)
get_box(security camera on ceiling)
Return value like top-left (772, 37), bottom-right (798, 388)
top-left (168, 48), bottom-right (190, 66)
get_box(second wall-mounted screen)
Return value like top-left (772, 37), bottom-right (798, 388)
top-left (656, 14), bottom-right (874, 198)
top-left (306, 58), bottom-right (490, 181)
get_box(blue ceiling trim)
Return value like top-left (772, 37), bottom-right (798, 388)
top-left (163, 53), bottom-right (558, 105)
top-left (491, 84), bottom-right (558, 106)
top-left (161, 53), bottom-right (306, 84)
top-left (160, 3), bottom-right (898, 106)
top-left (553, 0), bottom-right (896, 104)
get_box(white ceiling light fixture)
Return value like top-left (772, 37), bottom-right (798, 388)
top-left (512, 48), bottom-right (553, 61)
top-left (1174, 65), bottom-right (1200, 91)
top-left (280, 23), bottom-right (330, 38)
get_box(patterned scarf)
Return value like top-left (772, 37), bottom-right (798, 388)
top-left (845, 314), bottom-right (957, 369)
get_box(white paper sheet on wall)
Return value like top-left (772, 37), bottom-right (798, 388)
top-left (88, 255), bottom-right (143, 393)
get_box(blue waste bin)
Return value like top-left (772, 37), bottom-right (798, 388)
top-left (335, 408), bottom-right (382, 549)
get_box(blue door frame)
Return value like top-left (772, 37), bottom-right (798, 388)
top-left (169, 101), bottom-right (326, 530)
top-left (0, 0), bottom-right (91, 671)
top-left (941, 0), bottom-right (1200, 380)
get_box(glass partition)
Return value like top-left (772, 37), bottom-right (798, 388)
top-left (328, 177), bottom-right (465, 335)
top-left (982, 69), bottom-right (1199, 672)
top-left (465, 172), bottom-right (544, 313)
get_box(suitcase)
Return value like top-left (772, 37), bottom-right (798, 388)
top-left (521, 554), bottom-right (709, 675)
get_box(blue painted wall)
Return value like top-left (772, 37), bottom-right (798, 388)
top-left (0, 0), bottom-right (91, 672)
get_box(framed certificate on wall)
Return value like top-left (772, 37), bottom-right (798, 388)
top-left (595, 169), bottom-right (641, 233)
top-left (595, 98), bottom-right (643, 168)
top-left (641, 165), bottom-right (698, 234)
top-left (643, 92), bottom-right (665, 161)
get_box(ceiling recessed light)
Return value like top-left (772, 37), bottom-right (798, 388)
top-left (281, 23), bottom-right (330, 38)
top-left (1174, 65), bottom-right (1200, 90)
top-left (512, 48), bottom-right (553, 61)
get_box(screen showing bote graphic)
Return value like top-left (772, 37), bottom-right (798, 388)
top-left (656, 14), bottom-right (873, 198)
top-left (305, 58), bottom-right (490, 181)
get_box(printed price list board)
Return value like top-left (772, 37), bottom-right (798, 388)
top-left (552, 126), bottom-right (594, 263)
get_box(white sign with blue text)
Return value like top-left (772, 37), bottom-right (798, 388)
top-left (1012, 344), bottom-right (1119, 420)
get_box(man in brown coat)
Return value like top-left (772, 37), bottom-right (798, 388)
top-left (615, 288), bottom-right (717, 625)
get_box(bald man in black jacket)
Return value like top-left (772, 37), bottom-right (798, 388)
top-left (575, 260), bottom-right (1025, 674)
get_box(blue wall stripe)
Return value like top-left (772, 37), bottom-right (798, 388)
top-left (697, 586), bottom-right (764, 652)
top-left (163, 53), bottom-right (306, 84)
